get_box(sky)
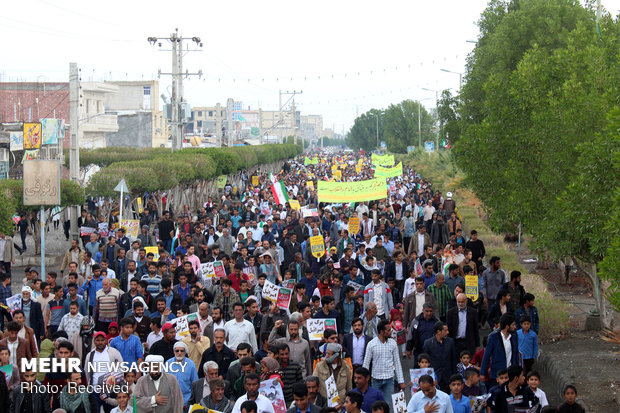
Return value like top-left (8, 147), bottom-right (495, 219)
top-left (1, 0), bottom-right (619, 133)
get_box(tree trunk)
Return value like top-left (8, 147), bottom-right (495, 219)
top-left (570, 256), bottom-right (611, 329)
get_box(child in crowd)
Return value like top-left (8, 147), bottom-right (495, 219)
top-left (456, 350), bottom-right (473, 378)
top-left (311, 295), bottom-right (321, 316)
top-left (516, 293), bottom-right (540, 334)
top-left (517, 315), bottom-right (538, 374)
top-left (462, 367), bottom-right (482, 397)
top-left (558, 385), bottom-right (584, 413)
top-left (123, 371), bottom-right (137, 395)
top-left (485, 368), bottom-right (509, 413)
top-left (418, 353), bottom-right (431, 369)
top-left (448, 374), bottom-right (471, 413)
top-left (238, 279), bottom-right (250, 302)
top-left (403, 266), bottom-right (418, 299)
top-left (527, 371), bottom-right (548, 408)
top-left (110, 390), bottom-right (132, 413)
top-left (370, 400), bottom-right (391, 413)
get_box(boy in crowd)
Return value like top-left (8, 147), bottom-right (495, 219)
top-left (448, 374), bottom-right (471, 413)
top-left (517, 315), bottom-right (538, 374)
top-left (462, 367), bottom-right (482, 397)
top-left (527, 371), bottom-right (548, 408)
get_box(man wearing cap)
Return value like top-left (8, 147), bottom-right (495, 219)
top-left (166, 341), bottom-right (198, 406)
top-left (443, 192), bottom-right (456, 217)
top-left (312, 343), bottom-right (352, 409)
top-left (150, 321), bottom-right (177, 361)
top-left (20, 285), bottom-right (45, 342)
top-left (135, 354), bottom-right (185, 413)
top-left (85, 330), bottom-right (123, 412)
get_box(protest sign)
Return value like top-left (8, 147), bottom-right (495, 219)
top-left (392, 391), bottom-right (407, 413)
top-left (216, 176), bottom-right (227, 189)
top-left (136, 197), bottom-right (143, 213)
top-left (309, 235), bottom-right (325, 259)
top-left (213, 261), bottom-right (227, 278)
top-left (465, 275), bottom-right (479, 301)
top-left (348, 217), bottom-right (360, 234)
top-left (307, 181), bottom-right (314, 189)
top-left (276, 287), bottom-right (292, 310)
top-left (5, 294), bottom-right (21, 314)
top-left (200, 262), bottom-right (215, 278)
top-left (282, 279), bottom-right (296, 289)
top-left (347, 281), bottom-right (363, 295)
top-left (410, 368), bottom-right (436, 393)
top-left (120, 219), bottom-right (139, 238)
top-left (97, 223), bottom-right (109, 237)
top-left (325, 374), bottom-right (339, 407)
top-left (144, 246), bottom-right (159, 262)
top-left (307, 318), bottom-right (337, 340)
top-left (317, 178), bottom-right (387, 203)
top-left (80, 226), bottom-right (95, 237)
top-left (252, 176), bottom-right (259, 186)
top-left (301, 207), bottom-right (319, 218)
top-left (171, 312), bottom-right (198, 340)
top-left (289, 199), bottom-right (301, 210)
top-left (259, 378), bottom-right (287, 413)
top-left (371, 153), bottom-right (394, 166)
top-left (262, 280), bottom-right (280, 303)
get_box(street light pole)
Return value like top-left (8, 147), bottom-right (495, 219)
top-left (376, 114), bottom-right (379, 149)
top-left (440, 68), bottom-right (463, 89)
top-left (418, 103), bottom-right (421, 149)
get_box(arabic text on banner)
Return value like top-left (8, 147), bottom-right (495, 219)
top-left (374, 162), bottom-right (403, 178)
top-left (317, 178), bottom-right (388, 203)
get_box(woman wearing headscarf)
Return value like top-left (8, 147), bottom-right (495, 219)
top-left (259, 357), bottom-right (282, 385)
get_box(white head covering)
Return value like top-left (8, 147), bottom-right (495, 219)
top-left (145, 354), bottom-right (164, 363)
top-left (173, 341), bottom-right (188, 353)
top-left (22, 286), bottom-right (33, 294)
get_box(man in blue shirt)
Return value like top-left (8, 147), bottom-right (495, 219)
top-left (166, 341), bottom-right (198, 406)
top-left (352, 367), bottom-right (384, 413)
top-left (82, 264), bottom-right (103, 314)
top-left (407, 374), bottom-right (454, 413)
top-left (110, 317), bottom-right (144, 365)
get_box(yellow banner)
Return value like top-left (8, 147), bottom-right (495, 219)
top-left (289, 199), bottom-right (301, 210)
top-left (120, 219), bottom-right (139, 238)
top-left (375, 162), bottom-right (403, 178)
top-left (216, 176), bottom-right (227, 189)
top-left (144, 246), bottom-right (159, 261)
top-left (136, 197), bottom-right (143, 213)
top-left (465, 275), bottom-right (479, 301)
top-left (317, 178), bottom-right (388, 203)
top-left (333, 170), bottom-right (342, 180)
top-left (371, 153), bottom-right (394, 166)
top-left (309, 235), bottom-right (325, 259)
top-left (307, 181), bottom-right (314, 189)
top-left (252, 176), bottom-right (259, 186)
top-left (348, 217), bottom-right (360, 234)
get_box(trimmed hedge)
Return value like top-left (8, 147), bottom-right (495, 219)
top-left (82, 144), bottom-right (302, 197)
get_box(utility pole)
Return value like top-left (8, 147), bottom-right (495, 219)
top-left (226, 98), bottom-right (234, 147)
top-left (215, 102), bottom-right (222, 147)
top-left (278, 90), bottom-right (302, 144)
top-left (418, 102), bottom-right (422, 149)
top-left (69, 62), bottom-right (80, 241)
top-left (148, 29), bottom-right (202, 152)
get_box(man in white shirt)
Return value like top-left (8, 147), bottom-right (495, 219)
top-left (225, 302), bottom-right (258, 353)
top-left (85, 331), bottom-right (123, 411)
top-left (232, 373), bottom-right (275, 413)
top-left (406, 373), bottom-right (453, 413)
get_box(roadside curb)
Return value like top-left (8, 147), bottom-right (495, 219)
top-left (537, 349), bottom-right (588, 410)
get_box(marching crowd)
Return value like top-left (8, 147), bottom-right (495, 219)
top-left (0, 150), bottom-right (584, 413)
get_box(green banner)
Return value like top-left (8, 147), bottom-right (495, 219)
top-left (375, 162), bottom-right (403, 178)
top-left (317, 178), bottom-right (387, 202)
top-left (371, 153), bottom-right (394, 166)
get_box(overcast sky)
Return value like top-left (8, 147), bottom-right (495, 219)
top-left (2, 0), bottom-right (618, 133)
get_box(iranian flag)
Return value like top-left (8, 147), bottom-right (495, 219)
top-left (271, 180), bottom-right (289, 205)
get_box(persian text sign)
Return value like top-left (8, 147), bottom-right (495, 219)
top-left (371, 153), bottom-right (394, 166)
top-left (348, 217), bottom-right (360, 234)
top-left (317, 178), bottom-right (387, 203)
top-left (23, 160), bottom-right (60, 206)
top-left (465, 275), bottom-right (479, 301)
top-left (375, 162), bottom-right (403, 178)
top-left (309, 235), bottom-right (325, 259)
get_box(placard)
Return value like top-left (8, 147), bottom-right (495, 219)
top-left (259, 378), bottom-right (286, 413)
top-left (216, 176), bottom-right (227, 189)
top-left (465, 275), bottom-right (479, 301)
top-left (144, 246), bottom-right (159, 262)
top-left (252, 176), bottom-right (259, 186)
top-left (200, 262), bottom-right (215, 278)
top-left (289, 200), bottom-right (301, 210)
top-left (325, 374), bottom-right (339, 407)
top-left (347, 281), bottom-right (364, 295)
top-left (136, 197), bottom-right (143, 214)
top-left (171, 312), bottom-right (198, 340)
top-left (301, 207), bottom-right (319, 218)
top-left (9, 132), bottom-right (23, 151)
top-left (282, 279), bottom-right (296, 290)
top-left (261, 280), bottom-right (279, 303)
top-left (98, 223), bottom-right (109, 238)
top-left (392, 391), bottom-right (407, 413)
top-left (23, 122), bottom-right (42, 149)
top-left (306, 181), bottom-right (314, 189)
top-left (80, 226), bottom-right (96, 236)
top-left (23, 160), bottom-right (60, 206)
top-left (307, 318), bottom-right (337, 340)
top-left (120, 220), bottom-right (140, 238)
top-left (213, 261), bottom-right (227, 278)
top-left (276, 287), bottom-right (292, 310)
top-left (5, 294), bottom-right (21, 314)
top-left (309, 235), bottom-right (325, 259)
top-left (348, 217), bottom-right (360, 235)
top-left (410, 368), bottom-right (436, 393)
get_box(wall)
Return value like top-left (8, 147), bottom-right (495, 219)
top-left (105, 112), bottom-right (153, 148)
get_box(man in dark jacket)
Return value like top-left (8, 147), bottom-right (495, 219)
top-left (152, 278), bottom-right (182, 314)
top-left (21, 286), bottom-right (45, 343)
top-left (10, 368), bottom-right (48, 413)
top-left (198, 328), bottom-right (236, 379)
top-left (405, 303), bottom-right (439, 364)
top-left (422, 321), bottom-right (456, 392)
top-left (281, 233), bottom-right (302, 269)
top-left (446, 293), bottom-right (480, 356)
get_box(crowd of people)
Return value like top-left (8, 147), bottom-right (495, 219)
top-left (0, 150), bottom-right (584, 413)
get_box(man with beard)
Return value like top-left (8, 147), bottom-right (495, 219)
top-left (503, 270), bottom-right (526, 310)
top-left (131, 298), bottom-right (152, 342)
top-left (84, 331), bottom-right (123, 413)
top-left (481, 313), bottom-right (519, 383)
top-left (165, 341), bottom-right (198, 406)
top-left (120, 276), bottom-right (144, 316)
top-left (149, 322), bottom-right (177, 362)
top-left (135, 354), bottom-right (184, 413)
top-left (342, 318), bottom-right (371, 371)
top-left (268, 319), bottom-right (312, 377)
top-left (198, 328), bottom-right (236, 379)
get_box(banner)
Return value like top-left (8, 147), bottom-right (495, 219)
top-left (41, 118), bottom-right (64, 145)
top-left (392, 391), bottom-right (407, 413)
top-left (144, 246), bottom-right (159, 261)
top-left (216, 176), bottom-right (227, 189)
top-left (306, 181), bottom-right (314, 189)
top-left (289, 199), bottom-right (301, 210)
top-left (252, 176), bottom-right (259, 186)
top-left (309, 235), bottom-right (325, 259)
top-left (304, 157), bottom-right (319, 165)
top-left (9, 132), bottom-right (23, 151)
top-left (301, 207), bottom-right (319, 218)
top-left (375, 162), bottom-right (403, 178)
top-left (371, 153), bottom-right (394, 166)
top-left (317, 178), bottom-right (388, 203)
top-left (348, 217), bottom-right (360, 234)
top-left (23, 122), bottom-right (42, 149)
top-left (120, 219), bottom-right (139, 238)
top-left (307, 318), bottom-right (337, 340)
top-left (465, 275), bottom-right (479, 301)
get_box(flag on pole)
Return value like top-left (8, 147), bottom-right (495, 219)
top-left (415, 258), bottom-right (423, 276)
top-left (269, 173), bottom-right (278, 184)
top-left (271, 181), bottom-right (290, 205)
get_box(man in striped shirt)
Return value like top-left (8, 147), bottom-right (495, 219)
top-left (141, 261), bottom-right (162, 298)
top-left (427, 273), bottom-right (452, 322)
top-left (94, 277), bottom-right (121, 331)
top-left (45, 286), bottom-right (65, 336)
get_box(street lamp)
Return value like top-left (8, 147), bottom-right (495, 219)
top-left (440, 68), bottom-right (463, 89)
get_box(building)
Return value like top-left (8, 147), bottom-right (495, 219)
top-left (300, 114), bottom-right (324, 144)
top-left (79, 82), bottom-right (119, 149)
top-left (104, 80), bottom-right (168, 148)
top-left (188, 105), bottom-right (225, 137)
top-left (259, 109), bottom-right (299, 143)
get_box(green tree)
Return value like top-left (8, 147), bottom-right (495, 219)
top-left (384, 100), bottom-right (433, 153)
top-left (346, 109), bottom-right (384, 152)
top-left (436, 89), bottom-right (460, 146)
